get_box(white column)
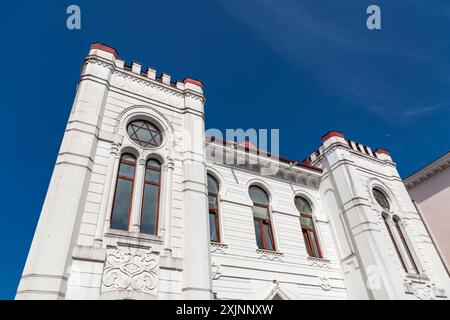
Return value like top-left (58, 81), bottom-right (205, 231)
top-left (103, 151), bottom-right (122, 234)
top-left (163, 158), bottom-right (175, 252)
top-left (94, 143), bottom-right (119, 247)
top-left (130, 158), bottom-right (146, 232)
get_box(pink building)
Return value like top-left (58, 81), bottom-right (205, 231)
top-left (405, 151), bottom-right (450, 275)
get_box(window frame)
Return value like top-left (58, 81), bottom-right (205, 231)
top-left (110, 153), bottom-right (137, 231)
top-left (140, 159), bottom-right (162, 235)
top-left (126, 119), bottom-right (163, 148)
top-left (296, 196), bottom-right (323, 258)
top-left (382, 213), bottom-right (408, 273)
top-left (207, 174), bottom-right (221, 243)
top-left (393, 216), bottom-right (420, 274)
top-left (249, 186), bottom-right (276, 251)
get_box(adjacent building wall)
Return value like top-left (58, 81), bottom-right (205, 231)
top-left (405, 152), bottom-right (450, 275)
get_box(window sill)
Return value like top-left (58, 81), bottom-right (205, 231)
top-left (307, 256), bottom-right (331, 268)
top-left (256, 248), bottom-right (284, 261)
top-left (104, 229), bottom-right (164, 250)
top-left (405, 273), bottom-right (429, 282)
top-left (211, 242), bottom-right (228, 253)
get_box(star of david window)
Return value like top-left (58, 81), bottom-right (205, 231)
top-left (127, 120), bottom-right (162, 148)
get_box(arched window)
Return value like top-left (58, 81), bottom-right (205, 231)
top-left (382, 214), bottom-right (408, 272)
top-left (394, 216), bottom-right (419, 274)
top-left (373, 188), bottom-right (390, 211)
top-left (295, 196), bottom-right (322, 258)
top-left (140, 159), bottom-right (162, 235)
top-left (111, 153), bottom-right (136, 231)
top-left (249, 185), bottom-right (275, 250)
top-left (127, 120), bottom-right (162, 148)
top-left (207, 174), bottom-right (220, 242)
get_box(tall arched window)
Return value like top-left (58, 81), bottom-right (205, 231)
top-left (207, 174), bottom-right (220, 242)
top-left (394, 216), bottom-right (419, 274)
top-left (249, 186), bottom-right (275, 251)
top-left (382, 214), bottom-right (408, 272)
top-left (111, 153), bottom-right (136, 231)
top-left (295, 196), bottom-right (322, 258)
top-left (140, 159), bottom-right (161, 235)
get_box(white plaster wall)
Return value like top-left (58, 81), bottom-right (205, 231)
top-left (207, 163), bottom-right (347, 300)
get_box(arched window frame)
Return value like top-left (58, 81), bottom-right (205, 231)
top-left (249, 185), bottom-right (276, 251)
top-left (393, 215), bottom-right (420, 274)
top-left (207, 173), bottom-right (221, 243)
top-left (295, 196), bottom-right (323, 258)
top-left (110, 153), bottom-right (137, 231)
top-left (382, 212), bottom-right (408, 273)
top-left (372, 187), bottom-right (421, 275)
top-left (140, 158), bottom-right (162, 236)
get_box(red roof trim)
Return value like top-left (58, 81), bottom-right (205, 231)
top-left (183, 77), bottom-right (204, 88)
top-left (90, 43), bottom-right (119, 59)
top-left (375, 148), bottom-right (390, 156)
top-left (206, 136), bottom-right (322, 173)
top-left (321, 130), bottom-right (344, 143)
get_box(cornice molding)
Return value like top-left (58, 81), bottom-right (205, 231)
top-left (404, 151), bottom-right (450, 189)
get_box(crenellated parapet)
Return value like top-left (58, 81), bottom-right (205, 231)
top-left (304, 130), bottom-right (394, 169)
top-left (83, 43), bottom-right (205, 107)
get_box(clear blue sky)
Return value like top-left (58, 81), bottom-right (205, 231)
top-left (1, 1), bottom-right (449, 299)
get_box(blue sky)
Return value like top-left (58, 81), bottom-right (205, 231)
top-left (1, 1), bottom-right (449, 299)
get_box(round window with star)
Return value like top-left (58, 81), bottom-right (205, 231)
top-left (126, 120), bottom-right (163, 148)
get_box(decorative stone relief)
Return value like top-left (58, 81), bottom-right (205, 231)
top-left (211, 262), bottom-right (222, 280)
top-left (319, 273), bottom-right (331, 291)
top-left (101, 247), bottom-right (159, 295)
top-left (404, 279), bottom-right (434, 300)
top-left (256, 249), bottom-right (284, 261)
top-left (308, 256), bottom-right (331, 268)
top-left (211, 243), bottom-right (228, 254)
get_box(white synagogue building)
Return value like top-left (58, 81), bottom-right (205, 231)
top-left (16, 43), bottom-right (450, 300)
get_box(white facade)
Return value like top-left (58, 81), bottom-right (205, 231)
top-left (16, 43), bottom-right (450, 300)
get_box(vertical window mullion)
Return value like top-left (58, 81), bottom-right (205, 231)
top-left (383, 216), bottom-right (408, 272)
top-left (110, 154), bottom-right (136, 232)
top-left (395, 220), bottom-right (419, 274)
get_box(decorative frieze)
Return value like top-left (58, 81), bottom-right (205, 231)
top-left (211, 243), bottom-right (228, 254)
top-left (308, 256), bottom-right (331, 268)
top-left (101, 247), bottom-right (159, 295)
top-left (256, 249), bottom-right (284, 261)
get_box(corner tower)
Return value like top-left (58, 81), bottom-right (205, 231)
top-left (16, 43), bottom-right (212, 299)
top-left (308, 131), bottom-right (449, 299)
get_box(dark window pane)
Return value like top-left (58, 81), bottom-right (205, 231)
top-left (309, 230), bottom-right (320, 257)
top-left (208, 195), bottom-right (217, 210)
top-left (302, 230), bottom-right (313, 256)
top-left (127, 120), bottom-right (162, 147)
top-left (249, 186), bottom-right (269, 205)
top-left (252, 205), bottom-right (269, 219)
top-left (145, 168), bottom-right (160, 183)
top-left (295, 197), bottom-right (312, 214)
top-left (254, 220), bottom-right (264, 249)
top-left (209, 213), bottom-right (218, 242)
top-left (373, 189), bottom-right (390, 210)
top-left (119, 163), bottom-right (135, 178)
top-left (121, 154), bottom-right (136, 163)
top-left (141, 184), bottom-right (159, 235)
top-left (300, 215), bottom-right (313, 229)
top-left (263, 223), bottom-right (274, 250)
top-left (207, 174), bottom-right (219, 194)
top-left (147, 159), bottom-right (161, 169)
top-left (111, 179), bottom-right (133, 231)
